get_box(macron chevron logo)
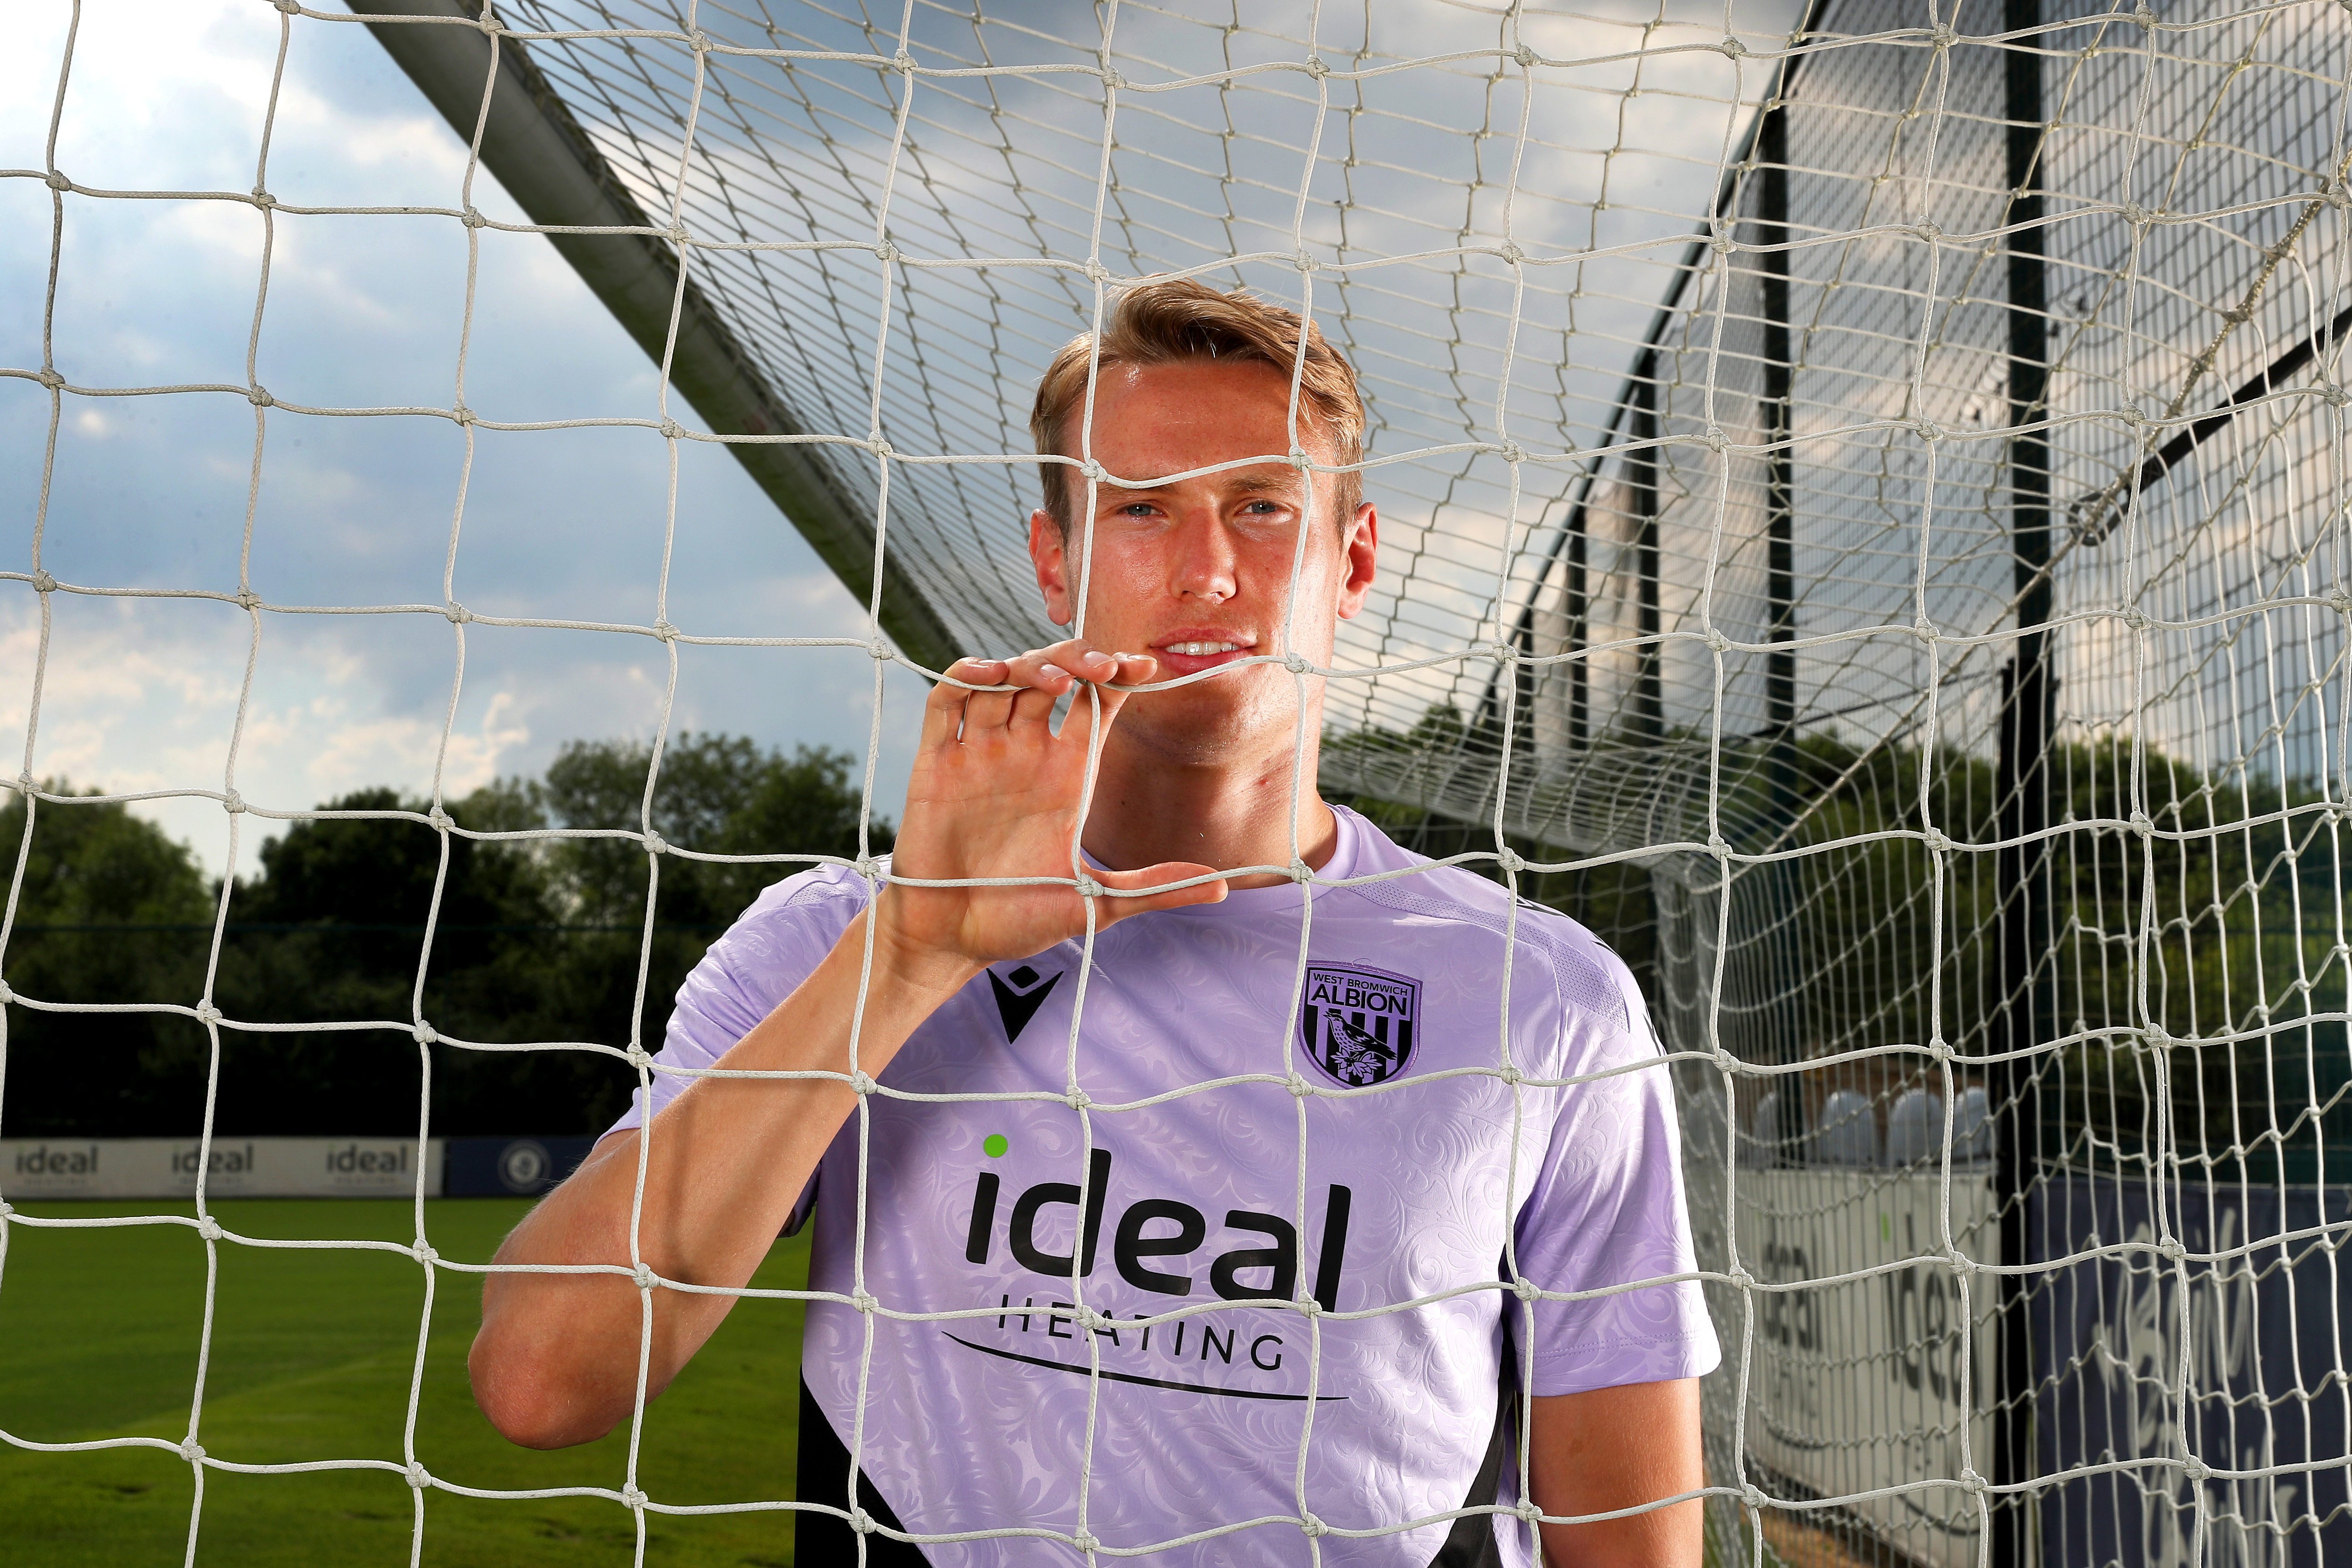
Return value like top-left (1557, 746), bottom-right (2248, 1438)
top-left (988, 964), bottom-right (1062, 1044)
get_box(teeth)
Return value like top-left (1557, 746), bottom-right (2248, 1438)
top-left (1165, 641), bottom-right (1242, 656)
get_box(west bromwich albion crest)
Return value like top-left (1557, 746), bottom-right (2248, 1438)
top-left (1299, 964), bottom-right (1420, 1087)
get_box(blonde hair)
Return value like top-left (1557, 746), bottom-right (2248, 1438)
top-left (1029, 277), bottom-right (1365, 533)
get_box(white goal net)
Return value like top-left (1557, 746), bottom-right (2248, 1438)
top-left (7, 0), bottom-right (2352, 1564)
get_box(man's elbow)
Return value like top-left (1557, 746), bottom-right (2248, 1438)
top-left (467, 1327), bottom-right (624, 1450)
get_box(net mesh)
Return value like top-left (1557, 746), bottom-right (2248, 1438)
top-left (5, 0), bottom-right (2351, 1563)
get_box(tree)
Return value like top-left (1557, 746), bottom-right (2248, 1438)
top-left (0, 786), bottom-right (214, 1136)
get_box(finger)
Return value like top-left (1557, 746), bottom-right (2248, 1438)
top-left (1013, 640), bottom-right (1118, 689)
top-left (1057, 656), bottom-right (1152, 749)
top-left (920, 658), bottom-right (1007, 751)
top-left (1005, 680), bottom-right (1062, 733)
top-left (1088, 862), bottom-right (1227, 926)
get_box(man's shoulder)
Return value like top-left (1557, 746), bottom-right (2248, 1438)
top-left (697, 860), bottom-right (874, 980)
top-left (1331, 810), bottom-right (1635, 1031)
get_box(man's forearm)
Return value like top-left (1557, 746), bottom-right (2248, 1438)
top-left (467, 904), bottom-right (976, 1448)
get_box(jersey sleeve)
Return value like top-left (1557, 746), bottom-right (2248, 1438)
top-left (603, 865), bottom-right (870, 1148)
top-left (1509, 941), bottom-right (1721, 1398)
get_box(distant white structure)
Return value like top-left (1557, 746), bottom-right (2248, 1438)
top-left (1813, 1089), bottom-right (1881, 1166)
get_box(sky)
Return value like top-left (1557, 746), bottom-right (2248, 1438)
top-left (2, 0), bottom-right (1802, 878)
top-left (3, 0), bottom-right (938, 876)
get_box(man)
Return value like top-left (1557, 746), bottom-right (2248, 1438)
top-left (469, 279), bottom-right (1719, 1565)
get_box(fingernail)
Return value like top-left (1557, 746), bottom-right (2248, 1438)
top-left (1039, 664), bottom-right (1069, 682)
top-left (1084, 651), bottom-right (1116, 673)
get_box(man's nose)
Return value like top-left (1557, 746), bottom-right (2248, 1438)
top-left (1170, 513), bottom-right (1239, 604)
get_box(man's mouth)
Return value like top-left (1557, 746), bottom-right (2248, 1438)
top-left (1152, 634), bottom-right (1257, 673)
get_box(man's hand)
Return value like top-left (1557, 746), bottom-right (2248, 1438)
top-left (878, 640), bottom-right (1225, 981)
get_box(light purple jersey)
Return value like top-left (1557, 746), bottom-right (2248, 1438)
top-left (611, 804), bottom-right (1718, 1565)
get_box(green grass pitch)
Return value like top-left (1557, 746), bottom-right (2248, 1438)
top-left (0, 1198), bottom-right (814, 1566)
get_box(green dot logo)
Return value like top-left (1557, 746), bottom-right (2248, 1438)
top-left (982, 1134), bottom-right (1009, 1159)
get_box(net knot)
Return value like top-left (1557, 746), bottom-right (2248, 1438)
top-left (247, 385), bottom-right (273, 408)
top-left (1511, 1275), bottom-right (1542, 1303)
top-left (273, 0), bottom-right (302, 13)
top-left (867, 638), bottom-right (892, 662)
top-left (852, 1290), bottom-right (880, 1313)
top-left (1496, 845), bottom-right (1525, 874)
top-left (2181, 1455), bottom-right (2210, 1483)
top-left (30, 569), bottom-right (57, 593)
top-left (1706, 833), bottom-right (1731, 859)
top-left (1516, 44), bottom-right (1541, 67)
top-left (35, 369), bottom-right (63, 390)
top-left (1726, 1265), bottom-right (1755, 1290)
top-left (0, 1200), bottom-right (13, 1218)
top-left (1911, 616), bottom-right (1940, 643)
top-left (235, 588), bottom-right (261, 611)
top-left (1959, 1467), bottom-right (1988, 1494)
top-left (619, 1482), bottom-right (649, 1508)
top-left (624, 1045), bottom-right (656, 1071)
top-left (1517, 1499), bottom-right (1546, 1526)
top-left (872, 240), bottom-right (902, 266)
top-left (2132, 3), bottom-right (2157, 28)
top-left (44, 169), bottom-right (70, 192)
top-left (1928, 1038), bottom-right (1952, 1064)
top-left (2119, 200), bottom-right (2155, 228)
top-left (412, 1019), bottom-right (438, 1045)
top-left (686, 27), bottom-right (712, 55)
top-left (1293, 249), bottom-right (1320, 274)
top-left (427, 805), bottom-right (453, 830)
top-left (894, 50), bottom-right (918, 77)
top-left (195, 1215), bottom-right (224, 1241)
top-left (2329, 593), bottom-right (2352, 616)
top-left (657, 417), bottom-right (685, 440)
top-left (1073, 874), bottom-right (1104, 899)
top-left (1919, 827), bottom-right (1952, 855)
top-left (1071, 1531), bottom-right (1101, 1553)
top-left (1282, 651), bottom-right (1309, 674)
top-left (1098, 66), bottom-right (1128, 92)
top-left (652, 618), bottom-right (679, 642)
top-left (632, 1262), bottom-right (657, 1289)
top-left (408, 1461), bottom-right (434, 1490)
top-left (849, 1507), bottom-right (876, 1534)
top-left (1495, 242), bottom-right (1524, 267)
top-left (1702, 627), bottom-right (1731, 654)
top-left (220, 790), bottom-right (244, 814)
top-left (641, 830), bottom-right (668, 855)
top-left (180, 1438), bottom-right (207, 1463)
top-left (450, 402), bottom-right (476, 426)
top-left (443, 600), bottom-right (471, 624)
top-left (866, 436), bottom-right (896, 459)
top-left (1303, 55), bottom-right (1331, 80)
top-left (1083, 259), bottom-right (1115, 285)
top-left (412, 1241), bottom-right (440, 1265)
top-left (848, 1070), bottom-right (876, 1094)
top-left (1299, 1511), bottom-right (1330, 1537)
top-left (1928, 24), bottom-right (1959, 49)
top-left (2158, 1236), bottom-right (2187, 1261)
top-left (1065, 1087), bottom-right (1094, 1111)
top-left (249, 188), bottom-right (275, 209)
top-left (1286, 1071), bottom-right (1314, 1099)
top-left (195, 1000), bottom-right (224, 1025)
top-left (853, 854), bottom-right (880, 880)
top-left (473, 8), bottom-right (503, 34)
top-left (2128, 810), bottom-right (2153, 837)
top-left (460, 206), bottom-right (487, 230)
top-left (1495, 438), bottom-right (1526, 463)
top-left (2321, 382), bottom-right (2352, 408)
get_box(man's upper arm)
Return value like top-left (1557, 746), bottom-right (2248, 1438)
top-left (1527, 1378), bottom-right (1704, 1568)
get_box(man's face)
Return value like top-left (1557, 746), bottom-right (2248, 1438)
top-left (1028, 358), bottom-right (1377, 766)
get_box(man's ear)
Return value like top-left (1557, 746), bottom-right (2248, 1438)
top-left (1336, 501), bottom-right (1378, 620)
top-left (1030, 509), bottom-right (1074, 626)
